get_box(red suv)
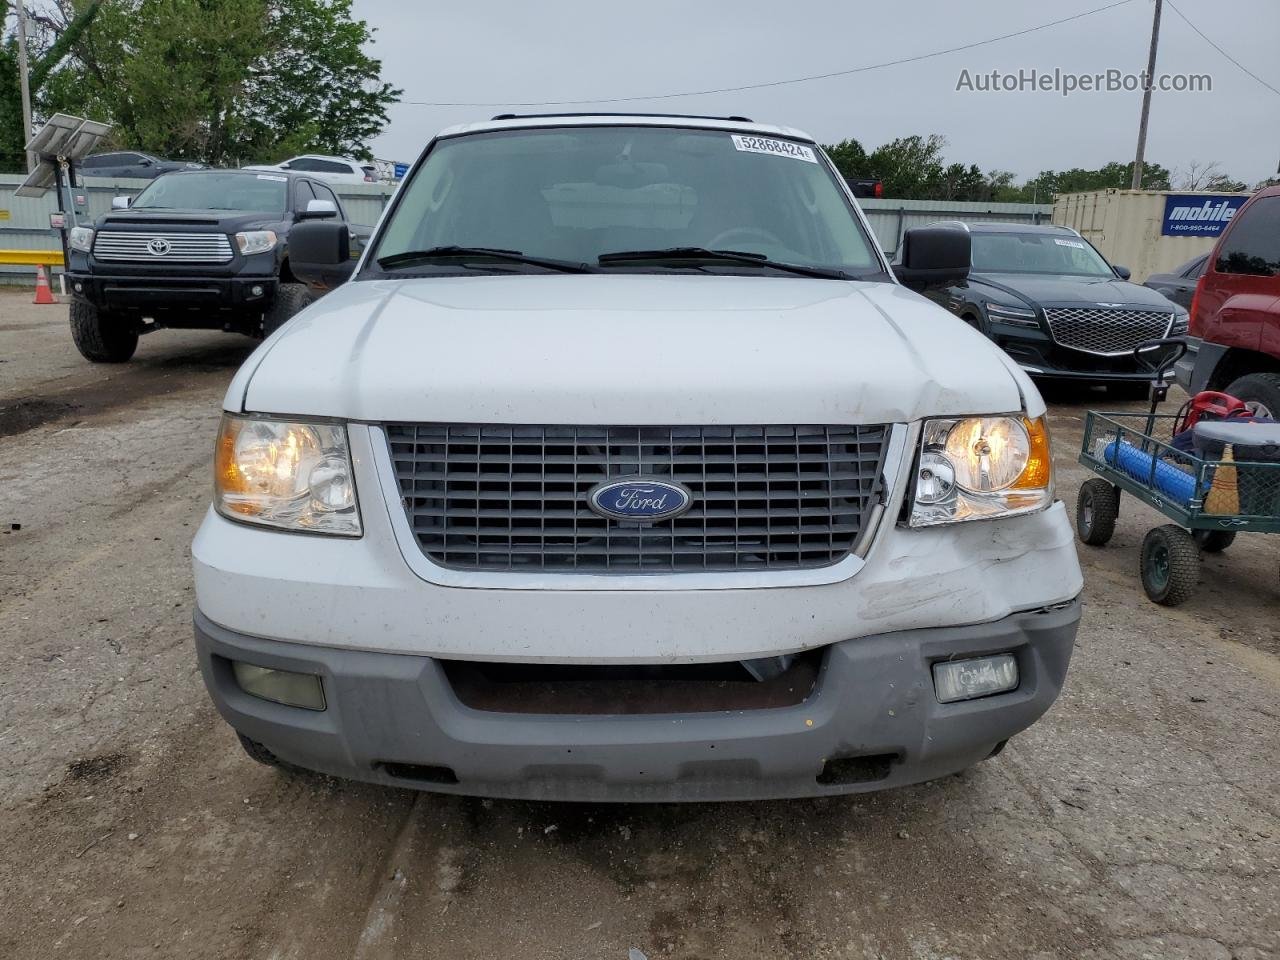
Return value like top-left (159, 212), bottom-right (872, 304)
top-left (1177, 185), bottom-right (1280, 415)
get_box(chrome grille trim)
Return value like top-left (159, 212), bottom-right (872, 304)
top-left (92, 231), bottom-right (234, 264)
top-left (385, 424), bottom-right (890, 574)
top-left (1044, 307), bottom-right (1173, 356)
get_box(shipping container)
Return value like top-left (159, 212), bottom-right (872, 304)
top-left (1053, 189), bottom-right (1251, 283)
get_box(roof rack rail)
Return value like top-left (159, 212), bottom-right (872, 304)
top-left (490, 112), bottom-right (754, 122)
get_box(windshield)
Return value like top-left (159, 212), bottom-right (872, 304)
top-left (131, 172), bottom-right (288, 212)
top-left (372, 126), bottom-right (882, 274)
top-left (971, 232), bottom-right (1115, 277)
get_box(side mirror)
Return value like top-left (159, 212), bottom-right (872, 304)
top-left (892, 226), bottom-right (971, 291)
top-left (111, 196), bottom-right (132, 209)
top-left (138, 158), bottom-right (153, 167)
top-left (1113, 264), bottom-right (1132, 280)
top-left (289, 220), bottom-right (355, 289)
top-left (298, 198), bottom-right (338, 220)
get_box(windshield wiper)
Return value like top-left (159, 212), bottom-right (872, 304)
top-left (597, 247), bottom-right (851, 280)
top-left (376, 246), bottom-right (594, 273)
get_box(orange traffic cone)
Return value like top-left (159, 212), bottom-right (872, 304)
top-left (33, 265), bottom-right (56, 305)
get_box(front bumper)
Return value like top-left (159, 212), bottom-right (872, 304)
top-left (66, 270), bottom-right (277, 315)
top-left (987, 319), bottom-right (1170, 382)
top-left (195, 599), bottom-right (1080, 801)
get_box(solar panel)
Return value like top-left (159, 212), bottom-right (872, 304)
top-left (62, 119), bottom-right (113, 160)
top-left (13, 158), bottom-right (58, 198)
top-left (24, 113), bottom-right (84, 157)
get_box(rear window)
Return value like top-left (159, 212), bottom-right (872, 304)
top-left (1215, 196), bottom-right (1280, 277)
top-left (291, 158), bottom-right (352, 174)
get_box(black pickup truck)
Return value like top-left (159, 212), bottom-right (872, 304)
top-left (65, 169), bottom-right (369, 362)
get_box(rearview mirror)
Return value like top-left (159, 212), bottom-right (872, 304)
top-left (298, 198), bottom-right (338, 220)
top-left (111, 196), bottom-right (131, 209)
top-left (1113, 264), bottom-right (1132, 280)
top-left (290, 220), bottom-right (354, 289)
top-left (892, 226), bottom-right (971, 291)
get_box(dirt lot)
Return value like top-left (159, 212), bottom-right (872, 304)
top-left (1, 290), bottom-right (1277, 960)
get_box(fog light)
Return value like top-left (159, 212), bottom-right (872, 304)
top-left (250, 284), bottom-right (264, 297)
top-left (232, 661), bottom-right (326, 710)
top-left (932, 654), bottom-right (1018, 703)
top-left (74, 282), bottom-right (84, 293)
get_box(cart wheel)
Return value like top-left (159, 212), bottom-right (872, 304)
top-left (1192, 529), bottom-right (1237, 553)
top-left (1140, 525), bottom-right (1200, 606)
top-left (1076, 479), bottom-right (1120, 546)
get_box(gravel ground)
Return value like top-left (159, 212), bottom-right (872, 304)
top-left (1, 291), bottom-right (1276, 960)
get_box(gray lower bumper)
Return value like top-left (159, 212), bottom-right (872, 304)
top-left (1176, 336), bottom-right (1229, 396)
top-left (194, 600), bottom-right (1080, 802)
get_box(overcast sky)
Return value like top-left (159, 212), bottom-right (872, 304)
top-left (359, 0), bottom-right (1278, 187)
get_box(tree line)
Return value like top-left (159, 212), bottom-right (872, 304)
top-left (824, 133), bottom-right (1257, 202)
top-left (1, 0), bottom-right (400, 172)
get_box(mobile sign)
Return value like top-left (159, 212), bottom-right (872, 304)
top-left (1161, 194), bottom-right (1248, 237)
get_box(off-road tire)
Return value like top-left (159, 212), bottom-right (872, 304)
top-left (1224, 372), bottom-right (1280, 420)
top-left (236, 732), bottom-right (285, 768)
top-left (69, 299), bottom-right (138, 363)
top-left (261, 282), bottom-right (314, 337)
top-left (1140, 524), bottom-right (1200, 606)
top-left (1076, 478), bottom-right (1120, 546)
top-left (1193, 529), bottom-right (1237, 553)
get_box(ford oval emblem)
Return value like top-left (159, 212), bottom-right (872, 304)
top-left (588, 477), bottom-right (692, 523)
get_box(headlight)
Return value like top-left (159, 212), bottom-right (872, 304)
top-left (984, 303), bottom-right (1040, 328)
top-left (214, 415), bottom-right (361, 536)
top-left (1171, 306), bottom-right (1189, 335)
top-left (234, 230), bottom-right (278, 256)
top-left (909, 415), bottom-right (1053, 526)
top-left (69, 226), bottom-right (95, 253)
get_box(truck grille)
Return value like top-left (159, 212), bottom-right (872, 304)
top-left (92, 231), bottom-right (234, 264)
top-left (1044, 307), bottom-right (1172, 356)
top-left (385, 424), bottom-right (890, 573)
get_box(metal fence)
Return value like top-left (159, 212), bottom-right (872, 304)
top-left (1, 173), bottom-right (1051, 282)
top-left (857, 198), bottom-right (1053, 257)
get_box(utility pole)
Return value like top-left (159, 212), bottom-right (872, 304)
top-left (15, 0), bottom-right (36, 172)
top-left (1131, 0), bottom-right (1163, 190)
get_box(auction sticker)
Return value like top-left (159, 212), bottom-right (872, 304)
top-left (731, 134), bottom-right (817, 163)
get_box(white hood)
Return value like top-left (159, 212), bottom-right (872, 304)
top-left (230, 275), bottom-right (1031, 424)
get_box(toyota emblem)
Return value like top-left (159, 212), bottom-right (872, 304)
top-left (146, 237), bottom-right (171, 256)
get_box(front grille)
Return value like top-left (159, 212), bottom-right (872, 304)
top-left (1044, 307), bottom-right (1172, 355)
top-left (92, 231), bottom-right (234, 264)
top-left (386, 424), bottom-right (890, 573)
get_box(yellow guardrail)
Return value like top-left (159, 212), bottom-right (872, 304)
top-left (0, 249), bottom-right (65, 266)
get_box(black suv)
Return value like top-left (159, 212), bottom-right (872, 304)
top-left (64, 169), bottom-right (368, 363)
top-left (930, 222), bottom-right (1188, 388)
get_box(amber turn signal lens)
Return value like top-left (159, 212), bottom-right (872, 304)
top-left (1012, 416), bottom-right (1053, 490)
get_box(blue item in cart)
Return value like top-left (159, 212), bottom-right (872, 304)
top-left (1104, 440), bottom-right (1198, 505)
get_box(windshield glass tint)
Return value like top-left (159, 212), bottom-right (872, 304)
top-left (971, 232), bottom-right (1114, 277)
top-left (375, 127), bottom-right (880, 271)
top-left (132, 173), bottom-right (287, 212)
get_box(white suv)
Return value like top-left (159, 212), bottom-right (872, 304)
top-left (243, 154), bottom-right (377, 185)
top-left (193, 114), bottom-right (1083, 801)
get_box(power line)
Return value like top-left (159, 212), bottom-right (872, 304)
top-left (404, 0), bottom-right (1138, 108)
top-left (1164, 0), bottom-right (1280, 98)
